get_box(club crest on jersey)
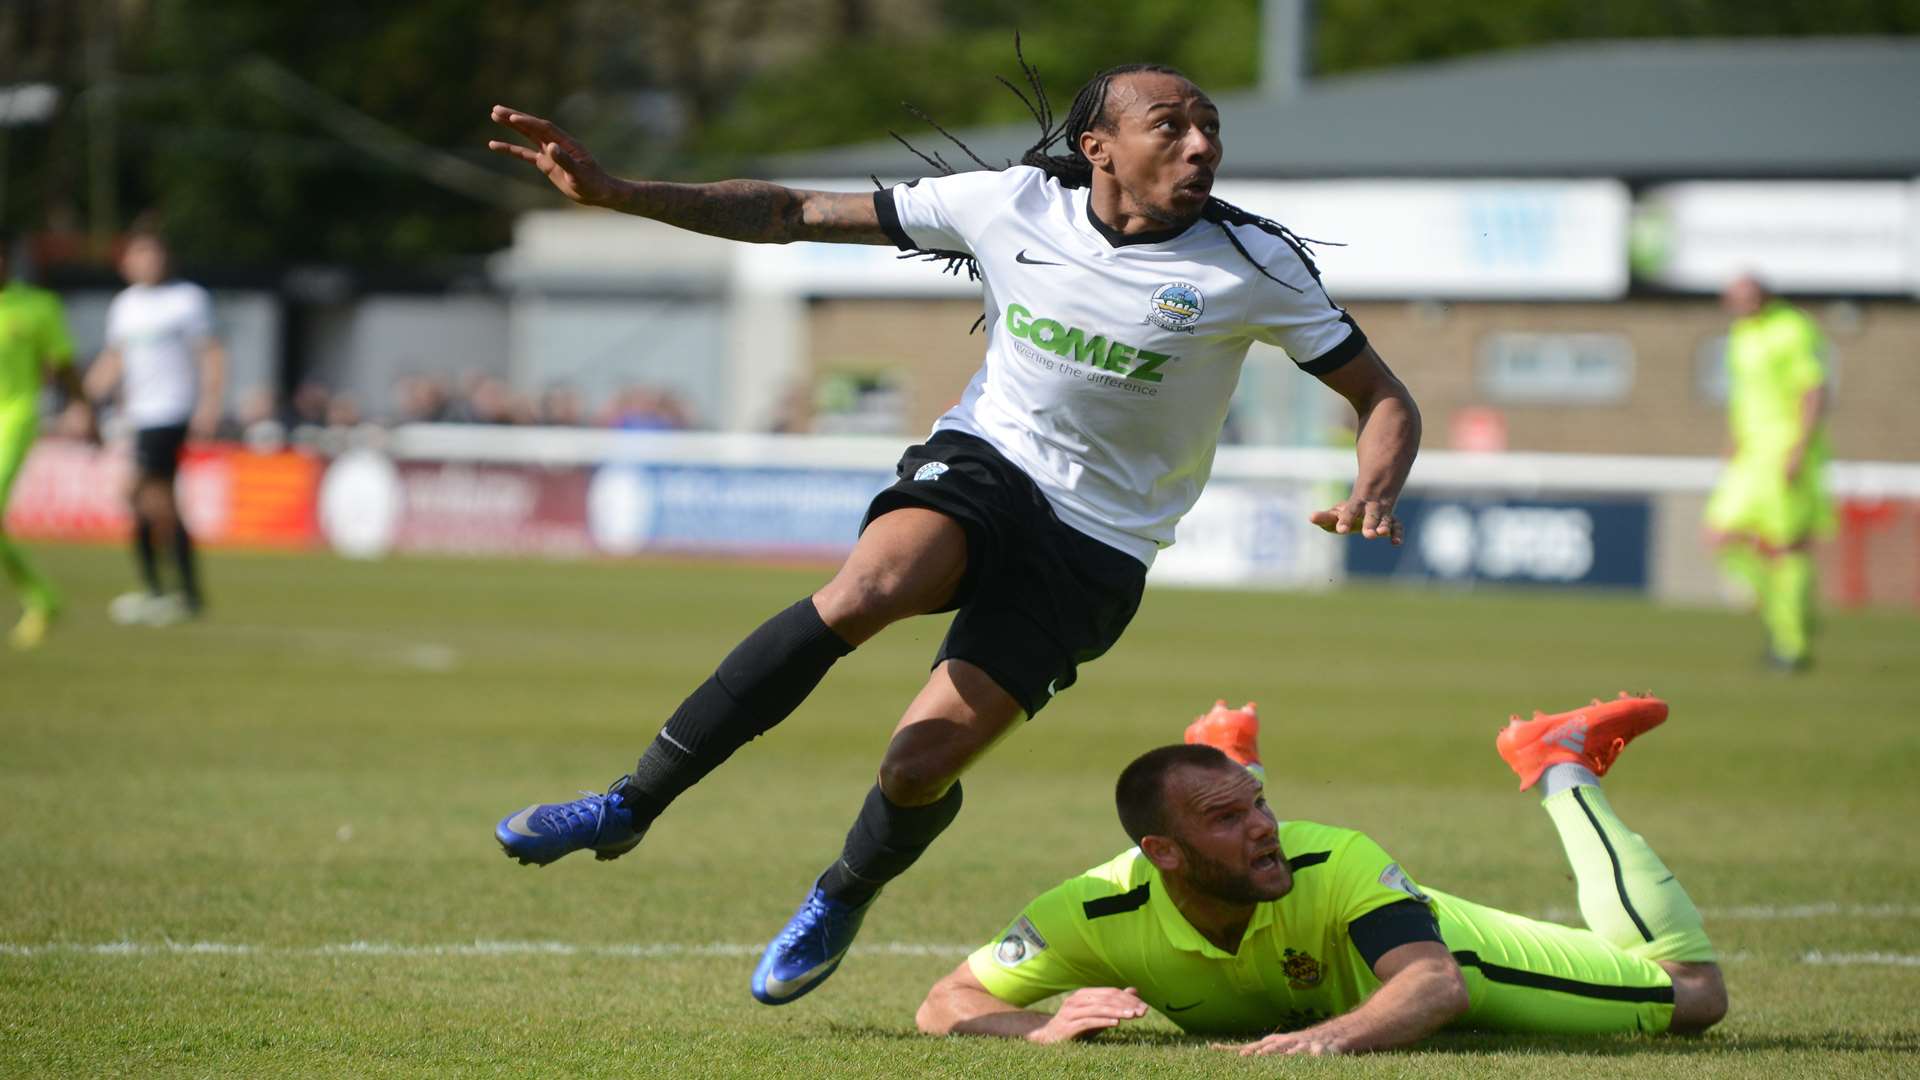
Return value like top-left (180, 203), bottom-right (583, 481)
top-left (1146, 281), bottom-right (1204, 332)
top-left (1282, 948), bottom-right (1324, 989)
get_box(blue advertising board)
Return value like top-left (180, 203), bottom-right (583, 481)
top-left (1345, 495), bottom-right (1651, 589)
top-left (587, 463), bottom-right (895, 557)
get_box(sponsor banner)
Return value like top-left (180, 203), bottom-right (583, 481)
top-left (317, 453), bottom-right (896, 560)
top-left (319, 453), bottom-right (596, 558)
top-left (1346, 495), bottom-right (1651, 589)
top-left (1227, 180), bottom-right (1631, 300)
top-left (1154, 480), bottom-right (1335, 589)
top-left (2, 438), bottom-right (131, 540)
top-left (749, 179), bottom-right (1628, 300)
top-left (388, 460), bottom-right (591, 557)
top-left (1632, 181), bottom-right (1916, 294)
top-left (4, 438), bottom-right (319, 548)
top-left (586, 463), bottom-right (894, 558)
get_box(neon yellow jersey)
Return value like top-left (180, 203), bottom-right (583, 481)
top-left (1726, 301), bottom-right (1827, 466)
top-left (0, 282), bottom-right (75, 406)
top-left (970, 821), bottom-right (1680, 1037)
top-left (968, 821), bottom-right (1428, 1035)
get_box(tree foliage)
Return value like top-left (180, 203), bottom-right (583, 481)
top-left (2, 0), bottom-right (1914, 269)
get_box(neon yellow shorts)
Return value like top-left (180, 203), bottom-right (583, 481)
top-left (1705, 459), bottom-right (1834, 549)
top-left (1434, 891), bottom-right (1679, 1035)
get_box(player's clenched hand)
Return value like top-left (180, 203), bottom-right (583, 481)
top-left (1309, 497), bottom-right (1403, 545)
top-left (1211, 1031), bottom-right (1350, 1056)
top-left (1026, 987), bottom-right (1149, 1045)
top-left (487, 105), bottom-right (622, 208)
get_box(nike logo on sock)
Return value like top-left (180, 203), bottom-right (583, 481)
top-left (1015, 249), bottom-right (1063, 266)
top-left (1165, 1000), bottom-right (1203, 1013)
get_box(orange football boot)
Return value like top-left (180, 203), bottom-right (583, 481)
top-left (1185, 700), bottom-right (1262, 769)
top-left (1495, 691), bottom-right (1668, 791)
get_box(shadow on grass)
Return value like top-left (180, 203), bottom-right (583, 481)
top-left (823, 1023), bottom-right (1920, 1056)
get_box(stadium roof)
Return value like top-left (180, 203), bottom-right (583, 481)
top-left (760, 38), bottom-right (1920, 180)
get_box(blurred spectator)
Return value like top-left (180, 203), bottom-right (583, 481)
top-left (216, 384), bottom-right (283, 447)
top-left (365, 369), bottom-right (700, 431)
top-left (768, 383), bottom-right (812, 435)
top-left (391, 373), bottom-right (451, 424)
top-left (539, 383), bottom-right (585, 427)
top-left (442, 370), bottom-right (487, 423)
top-left (326, 391), bottom-right (363, 430)
top-left (467, 375), bottom-right (517, 425)
top-left (291, 380), bottom-right (331, 429)
top-left (606, 385), bottom-right (692, 431)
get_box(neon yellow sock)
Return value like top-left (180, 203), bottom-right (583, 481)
top-left (1716, 543), bottom-right (1769, 605)
top-left (1542, 785), bottom-right (1715, 963)
top-left (1764, 552), bottom-right (1814, 662)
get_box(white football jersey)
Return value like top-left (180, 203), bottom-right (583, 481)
top-left (105, 280), bottom-right (216, 428)
top-left (876, 166), bottom-right (1365, 565)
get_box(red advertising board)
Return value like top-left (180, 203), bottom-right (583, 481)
top-left (384, 460), bottom-right (593, 556)
top-left (4, 438), bottom-right (321, 549)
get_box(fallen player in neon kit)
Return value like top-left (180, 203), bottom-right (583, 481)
top-left (916, 695), bottom-right (1727, 1055)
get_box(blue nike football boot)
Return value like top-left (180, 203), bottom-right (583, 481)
top-left (750, 880), bottom-right (875, 1004)
top-left (495, 775), bottom-right (646, 866)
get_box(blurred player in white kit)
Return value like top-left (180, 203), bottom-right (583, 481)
top-left (87, 230), bottom-right (225, 625)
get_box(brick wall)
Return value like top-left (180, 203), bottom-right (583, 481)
top-left (807, 298), bottom-right (1920, 462)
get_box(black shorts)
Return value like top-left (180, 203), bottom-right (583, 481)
top-left (862, 430), bottom-right (1147, 717)
top-left (134, 424), bottom-right (190, 480)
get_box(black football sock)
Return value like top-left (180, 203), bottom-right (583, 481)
top-left (172, 519), bottom-right (203, 610)
top-left (133, 515), bottom-right (162, 594)
top-left (623, 597), bottom-right (853, 823)
top-left (817, 781), bottom-right (964, 907)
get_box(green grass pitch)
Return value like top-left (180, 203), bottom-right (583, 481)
top-left (3, 545), bottom-right (1917, 1077)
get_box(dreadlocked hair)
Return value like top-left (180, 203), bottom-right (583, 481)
top-left (887, 35), bottom-right (1341, 324)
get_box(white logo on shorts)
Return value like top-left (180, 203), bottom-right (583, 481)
top-left (913, 462), bottom-right (949, 482)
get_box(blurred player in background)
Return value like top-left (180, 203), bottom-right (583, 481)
top-left (86, 230), bottom-right (224, 625)
top-left (1704, 274), bottom-right (1832, 671)
top-left (0, 232), bottom-right (97, 649)
top-left (487, 59), bottom-right (1419, 1007)
top-left (916, 695), bottom-right (1725, 1053)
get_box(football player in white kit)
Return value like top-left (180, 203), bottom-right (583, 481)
top-left (487, 60), bottom-right (1421, 1006)
top-left (87, 231), bottom-right (225, 624)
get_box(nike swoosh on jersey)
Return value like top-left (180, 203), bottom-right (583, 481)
top-left (501, 806), bottom-right (541, 837)
top-left (1015, 249), bottom-right (1063, 266)
top-left (759, 951), bottom-right (848, 999)
top-left (1165, 1000), bottom-right (1203, 1013)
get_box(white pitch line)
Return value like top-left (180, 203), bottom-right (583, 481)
top-left (0, 940), bottom-right (974, 960)
top-left (3, 941), bottom-right (1918, 968)
top-left (1802, 951), bottom-right (1920, 968)
top-left (1536, 903), bottom-right (1920, 922)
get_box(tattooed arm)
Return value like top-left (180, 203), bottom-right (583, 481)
top-left (487, 105), bottom-right (890, 246)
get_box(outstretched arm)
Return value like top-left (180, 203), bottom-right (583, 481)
top-left (487, 105), bottom-right (890, 246)
top-left (1215, 942), bottom-right (1467, 1056)
top-left (1309, 344), bottom-right (1420, 546)
top-left (916, 963), bottom-right (1149, 1044)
